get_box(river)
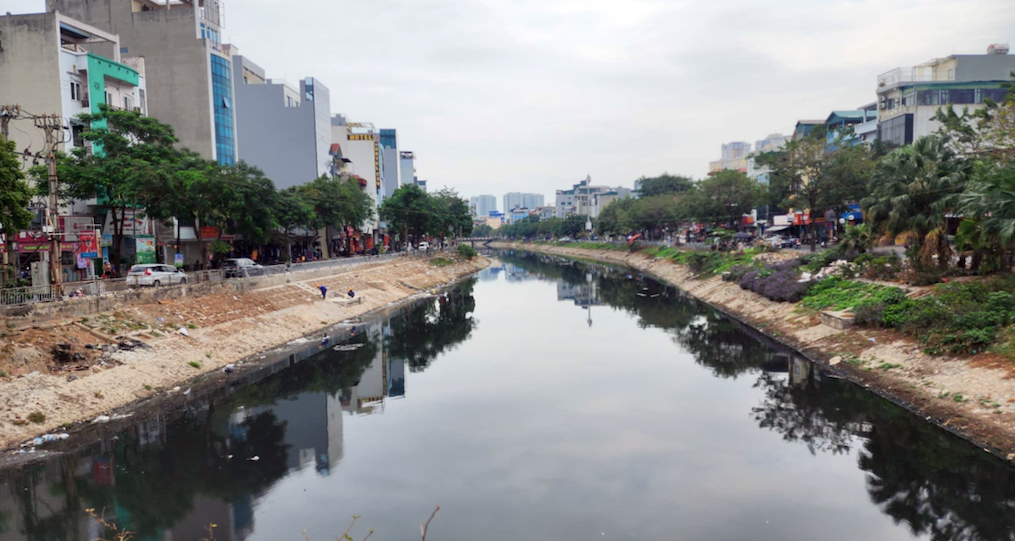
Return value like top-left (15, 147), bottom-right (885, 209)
top-left (2, 251), bottom-right (1015, 541)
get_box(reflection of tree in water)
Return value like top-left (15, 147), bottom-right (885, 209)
top-left (70, 409), bottom-right (289, 540)
top-left (387, 279), bottom-right (478, 372)
top-left (500, 251), bottom-right (769, 379)
top-left (753, 369), bottom-right (1015, 541)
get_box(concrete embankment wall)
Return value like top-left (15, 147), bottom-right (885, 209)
top-left (492, 242), bottom-right (1015, 462)
top-left (0, 255), bottom-right (489, 451)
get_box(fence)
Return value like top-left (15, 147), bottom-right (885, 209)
top-left (0, 253), bottom-right (402, 307)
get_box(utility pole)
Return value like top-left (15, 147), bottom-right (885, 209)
top-left (3, 105), bottom-right (67, 295)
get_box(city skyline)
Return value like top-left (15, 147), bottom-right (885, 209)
top-left (5, 0), bottom-right (1013, 203)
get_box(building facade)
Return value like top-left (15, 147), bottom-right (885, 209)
top-left (470, 195), bottom-right (497, 217)
top-left (331, 115), bottom-right (381, 234)
top-left (399, 151), bottom-right (416, 191)
top-left (708, 141), bottom-right (751, 173)
top-left (48, 0), bottom-right (238, 165)
top-left (876, 46), bottom-right (1015, 146)
top-left (503, 193), bottom-right (544, 212)
top-left (379, 129), bottom-right (400, 198)
top-left (232, 56), bottom-right (331, 189)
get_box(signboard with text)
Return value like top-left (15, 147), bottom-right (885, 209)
top-left (78, 231), bottom-right (99, 258)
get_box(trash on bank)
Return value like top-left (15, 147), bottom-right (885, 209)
top-left (178, 327), bottom-right (190, 337)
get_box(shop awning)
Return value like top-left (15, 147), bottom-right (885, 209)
top-left (764, 225), bottom-right (789, 234)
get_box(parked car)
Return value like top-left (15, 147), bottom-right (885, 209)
top-left (559, 236), bottom-right (573, 242)
top-left (417, 242), bottom-right (430, 251)
top-left (222, 258), bottom-right (264, 278)
top-left (126, 264), bottom-right (187, 287)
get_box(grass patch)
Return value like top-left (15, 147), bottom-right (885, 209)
top-left (953, 393), bottom-right (968, 403)
top-left (186, 323), bottom-right (198, 330)
top-left (144, 384), bottom-right (153, 391)
top-left (27, 412), bottom-right (46, 424)
top-left (94, 391), bottom-right (104, 399)
top-left (878, 362), bottom-right (902, 371)
top-left (801, 277), bottom-right (905, 311)
top-left (187, 361), bottom-right (202, 369)
top-left (0, 370), bottom-right (7, 378)
top-left (429, 258), bottom-right (453, 268)
top-left (12, 419), bottom-right (28, 426)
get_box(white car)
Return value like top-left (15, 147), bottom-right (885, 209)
top-left (126, 264), bottom-right (187, 287)
top-left (417, 242), bottom-right (430, 251)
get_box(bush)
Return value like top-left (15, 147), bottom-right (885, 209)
top-left (853, 299), bottom-right (886, 326)
top-left (738, 265), bottom-right (810, 303)
top-left (906, 270), bottom-right (942, 286)
top-left (457, 243), bottom-right (478, 259)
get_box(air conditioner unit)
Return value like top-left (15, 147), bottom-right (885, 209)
top-left (71, 65), bottom-right (78, 74)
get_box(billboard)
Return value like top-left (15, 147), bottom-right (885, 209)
top-left (135, 236), bottom-right (156, 264)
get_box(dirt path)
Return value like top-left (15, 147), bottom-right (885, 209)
top-left (0, 255), bottom-right (488, 451)
top-left (497, 242), bottom-right (1015, 462)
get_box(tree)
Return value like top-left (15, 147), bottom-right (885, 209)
top-left (956, 163), bottom-right (1015, 271)
top-left (0, 136), bottom-right (33, 283)
top-left (430, 188), bottom-right (473, 238)
top-left (636, 173), bottom-right (693, 197)
top-left (298, 175), bottom-right (375, 254)
top-left (472, 223), bottom-right (494, 237)
top-left (933, 73), bottom-right (1015, 164)
top-left (46, 105), bottom-right (184, 273)
top-left (561, 214), bottom-right (587, 238)
top-left (273, 188), bottom-right (316, 262)
top-left (212, 161), bottom-right (279, 246)
top-left (135, 150), bottom-right (212, 261)
top-left (381, 184), bottom-right (431, 245)
top-left (696, 170), bottom-right (762, 228)
top-left (862, 136), bottom-right (968, 269)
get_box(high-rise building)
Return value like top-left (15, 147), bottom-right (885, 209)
top-left (503, 193), bottom-right (544, 212)
top-left (754, 134), bottom-right (791, 153)
top-left (555, 176), bottom-right (626, 218)
top-left (47, 0), bottom-right (239, 165)
top-left (470, 195), bottom-right (497, 217)
top-left (708, 141), bottom-right (751, 173)
top-left (232, 56), bottom-right (331, 189)
top-left (876, 45), bottom-right (1015, 146)
top-left (379, 129), bottom-right (400, 198)
top-left (399, 151), bottom-right (416, 192)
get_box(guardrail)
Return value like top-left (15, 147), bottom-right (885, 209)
top-left (0, 252), bottom-right (405, 307)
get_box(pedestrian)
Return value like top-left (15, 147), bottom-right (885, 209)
top-left (318, 284), bottom-right (327, 299)
top-left (347, 288), bottom-right (355, 299)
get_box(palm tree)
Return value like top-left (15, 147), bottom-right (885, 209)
top-left (957, 164), bottom-right (1015, 271)
top-left (861, 136), bottom-right (967, 269)
top-left (839, 224), bottom-right (873, 254)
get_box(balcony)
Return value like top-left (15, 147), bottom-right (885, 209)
top-left (877, 66), bottom-right (935, 90)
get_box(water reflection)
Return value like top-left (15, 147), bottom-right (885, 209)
top-left (3, 255), bottom-right (1015, 541)
top-left (0, 283), bottom-right (478, 541)
top-left (499, 251), bottom-right (1015, 541)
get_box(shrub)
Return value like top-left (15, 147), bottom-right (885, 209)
top-left (906, 270), bottom-right (942, 286)
top-left (457, 243), bottom-right (478, 259)
top-left (853, 299), bottom-right (886, 326)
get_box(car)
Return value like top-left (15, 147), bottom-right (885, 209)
top-left (126, 264), bottom-right (187, 287)
top-left (417, 242), bottom-right (430, 251)
top-left (559, 236), bottom-right (573, 242)
top-left (222, 258), bottom-right (264, 278)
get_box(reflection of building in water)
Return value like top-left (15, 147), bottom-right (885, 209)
top-left (789, 355), bottom-right (816, 388)
top-left (556, 278), bottom-right (600, 307)
top-left (342, 322), bottom-right (387, 415)
top-left (504, 263), bottom-right (540, 281)
top-left (478, 264), bottom-right (505, 281)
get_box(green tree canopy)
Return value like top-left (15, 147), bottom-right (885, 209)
top-left (0, 135), bottom-right (34, 281)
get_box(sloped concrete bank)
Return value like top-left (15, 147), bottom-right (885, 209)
top-left (494, 242), bottom-right (1015, 462)
top-left (0, 255), bottom-right (489, 451)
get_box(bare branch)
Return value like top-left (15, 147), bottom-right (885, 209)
top-left (360, 530), bottom-right (375, 541)
top-left (420, 505), bottom-right (440, 541)
top-left (338, 515), bottom-right (360, 541)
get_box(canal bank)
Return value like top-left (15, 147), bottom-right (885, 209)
top-left (0, 254), bottom-right (489, 451)
top-left (492, 242), bottom-right (1015, 462)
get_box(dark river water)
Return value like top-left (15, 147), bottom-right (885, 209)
top-left (3, 251), bottom-right (1015, 541)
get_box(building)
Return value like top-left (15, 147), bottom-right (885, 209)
top-left (708, 141), bottom-right (751, 173)
top-left (415, 179), bottom-right (428, 192)
top-left (503, 192), bottom-right (544, 212)
top-left (555, 175), bottom-right (621, 218)
top-left (0, 12), bottom-right (149, 281)
top-left (755, 133), bottom-right (791, 153)
top-left (793, 120), bottom-right (825, 141)
top-left (534, 206), bottom-right (556, 220)
top-left (48, 0), bottom-right (238, 165)
top-left (379, 129), bottom-right (400, 198)
top-left (231, 56), bottom-right (331, 189)
top-left (331, 115), bottom-right (381, 237)
top-left (876, 45), bottom-right (1015, 146)
top-left (399, 151), bottom-right (416, 191)
top-left (470, 195), bottom-right (497, 218)
top-left (825, 107), bottom-right (879, 149)
top-left (508, 208), bottom-right (532, 224)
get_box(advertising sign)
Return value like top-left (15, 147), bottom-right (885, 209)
top-left (59, 216), bottom-right (94, 242)
top-left (174, 253), bottom-right (184, 268)
top-left (135, 236), bottom-right (156, 264)
top-left (100, 234), bottom-right (112, 247)
top-left (78, 231), bottom-right (99, 258)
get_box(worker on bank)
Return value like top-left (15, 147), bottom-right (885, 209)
top-left (318, 284), bottom-right (328, 299)
top-left (348, 288), bottom-right (356, 299)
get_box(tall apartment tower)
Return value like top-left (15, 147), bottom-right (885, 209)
top-left (46, 0), bottom-right (239, 165)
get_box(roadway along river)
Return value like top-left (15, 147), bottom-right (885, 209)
top-left (2, 251), bottom-right (1015, 541)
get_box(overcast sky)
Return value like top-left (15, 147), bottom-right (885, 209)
top-left (9, 0), bottom-right (1015, 205)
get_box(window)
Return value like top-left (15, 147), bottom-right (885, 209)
top-left (878, 114), bottom-right (913, 147)
top-left (138, 89), bottom-right (146, 114)
top-left (70, 81), bottom-right (81, 101)
top-left (124, 96), bottom-right (133, 110)
top-left (210, 55), bottom-right (236, 165)
top-left (981, 88), bottom-right (1009, 103)
top-left (950, 89), bottom-right (975, 104)
top-left (947, 68), bottom-right (954, 81)
top-left (105, 92), bottom-right (112, 105)
top-left (902, 89), bottom-right (915, 106)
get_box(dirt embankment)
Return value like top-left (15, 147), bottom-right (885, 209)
top-left (0, 255), bottom-right (488, 451)
top-left (497, 242), bottom-right (1015, 462)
